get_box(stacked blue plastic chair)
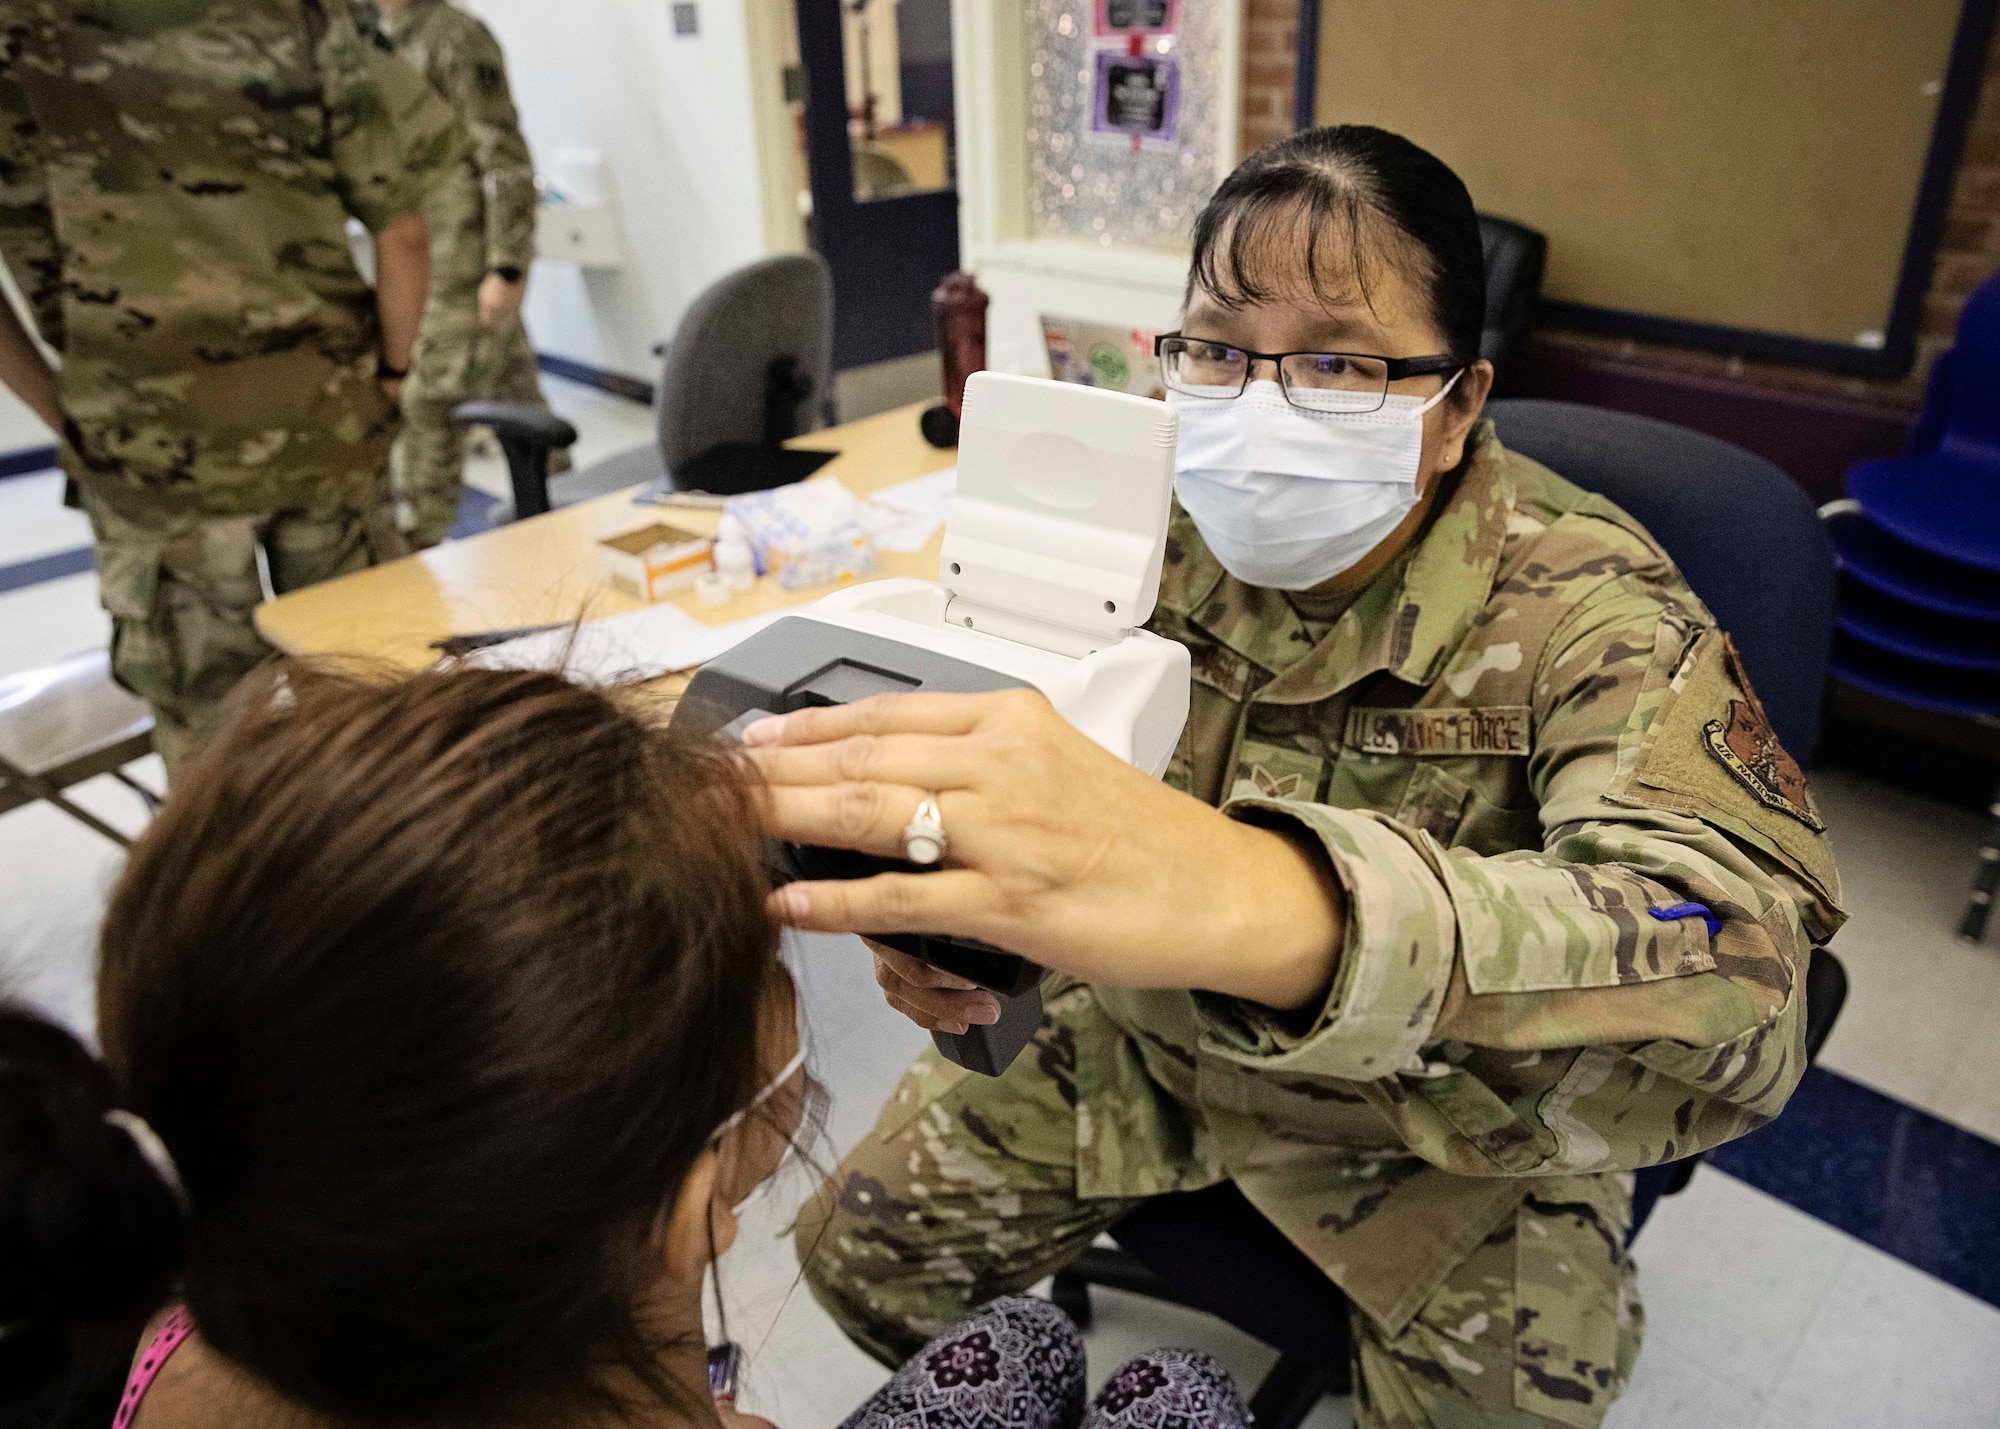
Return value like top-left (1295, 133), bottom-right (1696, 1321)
top-left (1831, 269), bottom-right (2000, 943)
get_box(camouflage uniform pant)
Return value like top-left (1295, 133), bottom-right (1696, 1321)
top-left (797, 1003), bottom-right (1643, 1429)
top-left (87, 488), bottom-right (405, 777)
top-left (396, 313), bottom-right (567, 549)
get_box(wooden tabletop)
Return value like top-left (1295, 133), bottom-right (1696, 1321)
top-left (255, 402), bottom-right (956, 667)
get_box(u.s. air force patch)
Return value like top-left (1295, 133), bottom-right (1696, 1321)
top-left (1344, 705), bottom-right (1532, 757)
top-left (1703, 699), bottom-right (1825, 831)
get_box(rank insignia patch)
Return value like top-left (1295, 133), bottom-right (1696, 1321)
top-left (1703, 700), bottom-right (1824, 831)
top-left (1227, 740), bottom-right (1325, 806)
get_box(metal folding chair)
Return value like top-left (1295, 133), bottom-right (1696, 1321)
top-left (0, 650), bottom-right (158, 846)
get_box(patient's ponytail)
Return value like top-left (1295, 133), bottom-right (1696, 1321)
top-left (0, 1009), bottom-right (186, 1403)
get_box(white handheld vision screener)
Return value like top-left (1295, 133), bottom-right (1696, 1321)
top-left (672, 372), bottom-right (1191, 1074)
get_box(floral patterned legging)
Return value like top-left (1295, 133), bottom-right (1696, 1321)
top-left (838, 1296), bottom-right (1251, 1429)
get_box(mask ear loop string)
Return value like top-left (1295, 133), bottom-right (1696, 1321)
top-left (708, 970), bottom-right (820, 1389)
top-left (705, 1096), bottom-right (840, 1411)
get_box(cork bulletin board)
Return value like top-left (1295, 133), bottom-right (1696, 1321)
top-left (1308, 0), bottom-right (1998, 377)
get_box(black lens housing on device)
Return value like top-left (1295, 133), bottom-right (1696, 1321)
top-left (670, 616), bottom-right (1047, 1075)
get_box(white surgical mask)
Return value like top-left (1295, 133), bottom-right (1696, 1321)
top-left (712, 1044), bottom-right (809, 1215)
top-left (1170, 374), bottom-right (1461, 591)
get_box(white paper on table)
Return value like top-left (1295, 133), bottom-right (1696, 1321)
top-left (469, 604), bottom-right (788, 685)
top-left (869, 466), bottom-right (957, 515)
top-left (858, 466), bottom-right (956, 553)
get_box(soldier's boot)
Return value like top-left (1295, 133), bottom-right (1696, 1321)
top-left (795, 985), bottom-right (1137, 1368)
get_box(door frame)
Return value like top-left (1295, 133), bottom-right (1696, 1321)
top-left (743, 0), bottom-right (810, 256)
top-left (794, 0), bottom-right (964, 370)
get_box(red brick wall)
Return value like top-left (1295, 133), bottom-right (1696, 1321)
top-left (1924, 22), bottom-right (2000, 393)
top-left (1239, 10), bottom-right (2000, 406)
top-left (1239, 0), bottom-right (1302, 160)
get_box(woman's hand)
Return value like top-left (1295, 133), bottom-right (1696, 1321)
top-left (865, 938), bottom-right (1001, 1036)
top-left (746, 690), bottom-right (1347, 1011)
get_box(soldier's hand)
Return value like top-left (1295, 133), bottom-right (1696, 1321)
top-left (479, 271), bottom-right (526, 327)
top-left (745, 691), bottom-right (1347, 1011)
top-left (863, 938), bottom-right (1001, 1035)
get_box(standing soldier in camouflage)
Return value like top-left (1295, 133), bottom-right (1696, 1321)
top-left (0, 0), bottom-right (463, 775)
top-left (375, 0), bottom-right (562, 549)
top-left (752, 128), bottom-right (1845, 1428)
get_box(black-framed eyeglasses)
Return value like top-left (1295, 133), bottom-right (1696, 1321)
top-left (1155, 334), bottom-right (1461, 414)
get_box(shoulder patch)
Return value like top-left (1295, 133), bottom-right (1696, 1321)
top-left (1704, 699), bottom-right (1824, 830)
top-left (1621, 628), bottom-right (1839, 909)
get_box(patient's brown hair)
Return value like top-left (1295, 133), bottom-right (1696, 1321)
top-left (0, 661), bottom-right (780, 1423)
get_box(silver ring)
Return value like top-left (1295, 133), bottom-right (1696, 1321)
top-left (902, 793), bottom-right (949, 865)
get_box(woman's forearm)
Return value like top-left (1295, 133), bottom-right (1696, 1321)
top-left (370, 210), bottom-right (432, 374)
top-left (0, 292), bottom-right (62, 434)
top-left (1199, 821), bottom-right (1347, 1011)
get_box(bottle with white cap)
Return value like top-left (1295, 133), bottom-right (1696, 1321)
top-left (713, 514), bottom-right (756, 591)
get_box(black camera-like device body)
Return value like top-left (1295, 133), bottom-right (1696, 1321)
top-left (672, 616), bottom-right (1048, 1075)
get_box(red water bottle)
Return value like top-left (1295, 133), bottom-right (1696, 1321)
top-left (921, 271), bottom-right (989, 448)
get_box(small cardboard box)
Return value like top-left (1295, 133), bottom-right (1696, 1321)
top-left (597, 522), bottom-right (713, 602)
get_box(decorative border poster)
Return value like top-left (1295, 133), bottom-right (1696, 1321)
top-left (1093, 0), bottom-right (1178, 39)
top-left (1089, 49), bottom-right (1181, 150)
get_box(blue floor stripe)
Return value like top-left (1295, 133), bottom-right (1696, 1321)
top-left (534, 352), bottom-right (654, 405)
top-left (0, 444), bottom-right (58, 479)
top-left (0, 544), bottom-right (93, 594)
top-left (446, 486), bottom-right (506, 541)
top-left (1709, 1065), bottom-right (2000, 1309)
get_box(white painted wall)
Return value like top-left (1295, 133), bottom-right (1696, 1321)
top-left (469, 0), bottom-right (778, 381)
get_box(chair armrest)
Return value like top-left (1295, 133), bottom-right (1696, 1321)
top-left (451, 401), bottom-right (578, 451)
top-left (451, 402), bottom-right (578, 521)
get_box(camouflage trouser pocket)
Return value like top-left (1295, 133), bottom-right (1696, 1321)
top-left (95, 540), bottom-right (163, 624)
top-left (99, 519), bottom-right (269, 730)
top-left (1512, 1184), bottom-right (1641, 1426)
top-left (1354, 1177), bottom-right (1640, 1429)
top-left (98, 537), bottom-right (171, 707)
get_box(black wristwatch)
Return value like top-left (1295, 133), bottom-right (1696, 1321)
top-left (379, 360), bottom-right (409, 380)
top-left (490, 265), bottom-right (523, 284)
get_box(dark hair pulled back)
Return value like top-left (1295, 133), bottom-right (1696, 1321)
top-left (1188, 124), bottom-right (1488, 367)
top-left (0, 660), bottom-right (782, 1423)
top-left (0, 1013), bottom-right (188, 1401)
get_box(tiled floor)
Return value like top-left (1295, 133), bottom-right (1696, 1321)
top-left (4, 378), bottom-right (1999, 1428)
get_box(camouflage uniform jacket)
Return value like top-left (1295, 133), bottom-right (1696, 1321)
top-left (1062, 421), bottom-right (1847, 1336)
top-left (384, 0), bottom-right (532, 311)
top-left (0, 0), bottom-right (464, 526)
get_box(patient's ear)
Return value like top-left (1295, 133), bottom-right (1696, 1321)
top-left (660, 1149), bottom-right (733, 1284)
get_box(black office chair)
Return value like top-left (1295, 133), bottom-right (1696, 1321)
top-left (1053, 400), bottom-right (1847, 1427)
top-left (1491, 400), bottom-right (1836, 756)
top-left (1477, 214), bottom-right (1547, 391)
top-left (462, 251), bottom-right (836, 519)
top-left (450, 401), bottom-right (576, 523)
